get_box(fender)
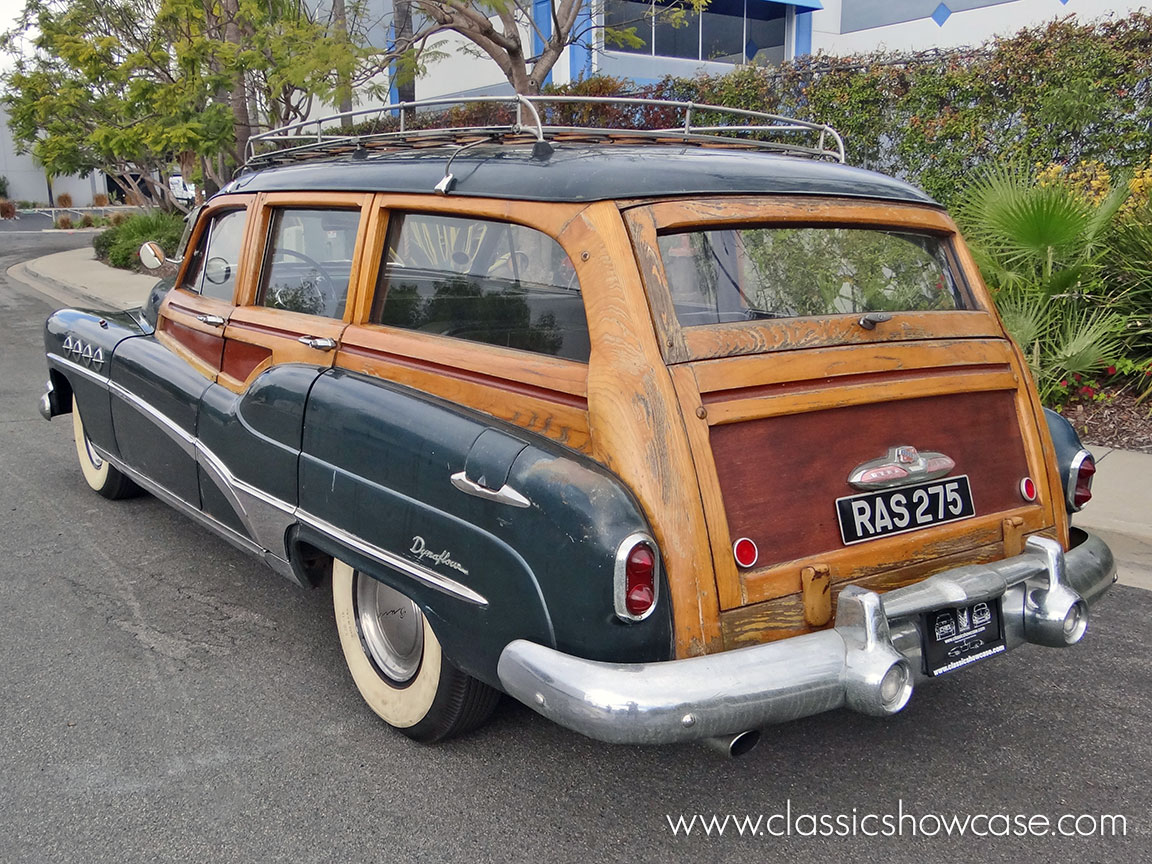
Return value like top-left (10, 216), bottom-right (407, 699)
top-left (1044, 407), bottom-right (1094, 514)
top-left (297, 368), bottom-right (674, 688)
top-left (43, 307), bottom-right (149, 455)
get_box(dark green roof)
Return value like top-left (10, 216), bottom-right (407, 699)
top-left (224, 144), bottom-right (939, 207)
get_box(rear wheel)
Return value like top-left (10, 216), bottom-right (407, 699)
top-left (332, 559), bottom-right (499, 742)
top-left (72, 409), bottom-right (140, 500)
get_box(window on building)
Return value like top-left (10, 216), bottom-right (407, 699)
top-left (371, 213), bottom-right (590, 362)
top-left (605, 0), bottom-right (788, 65)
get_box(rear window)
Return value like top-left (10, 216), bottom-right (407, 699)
top-left (657, 227), bottom-right (965, 326)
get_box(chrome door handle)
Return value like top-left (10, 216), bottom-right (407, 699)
top-left (450, 471), bottom-right (530, 508)
top-left (297, 335), bottom-right (337, 351)
top-left (857, 312), bottom-right (893, 330)
top-left (196, 314), bottom-right (226, 327)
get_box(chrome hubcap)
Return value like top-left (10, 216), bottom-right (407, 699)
top-left (355, 574), bottom-right (423, 683)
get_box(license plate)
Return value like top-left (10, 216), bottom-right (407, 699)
top-left (921, 599), bottom-right (1006, 676)
top-left (835, 475), bottom-right (975, 545)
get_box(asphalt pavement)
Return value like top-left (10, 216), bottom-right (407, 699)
top-left (1, 233), bottom-right (1150, 863)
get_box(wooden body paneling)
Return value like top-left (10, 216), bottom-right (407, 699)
top-left (709, 389), bottom-right (1033, 569)
top-left (623, 195), bottom-right (1065, 646)
top-left (147, 186), bottom-right (1068, 664)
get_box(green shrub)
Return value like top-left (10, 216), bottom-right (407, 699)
top-left (93, 225), bottom-right (117, 259)
top-left (955, 163), bottom-right (1134, 405)
top-left (0, 176), bottom-right (8, 198)
top-left (96, 211), bottom-right (185, 270)
top-left (1103, 201), bottom-right (1152, 362)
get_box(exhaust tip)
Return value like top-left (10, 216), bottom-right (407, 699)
top-left (703, 729), bottom-right (761, 759)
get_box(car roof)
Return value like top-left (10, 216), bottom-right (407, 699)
top-left (223, 144), bottom-right (939, 207)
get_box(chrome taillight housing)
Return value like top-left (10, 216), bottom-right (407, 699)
top-left (1069, 450), bottom-right (1096, 511)
top-left (614, 533), bottom-right (659, 622)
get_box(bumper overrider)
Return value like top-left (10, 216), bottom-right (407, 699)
top-left (497, 531), bottom-right (1115, 745)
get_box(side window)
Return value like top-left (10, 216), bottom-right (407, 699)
top-left (256, 208), bottom-right (361, 319)
top-left (370, 213), bottom-right (589, 362)
top-left (180, 209), bottom-right (247, 301)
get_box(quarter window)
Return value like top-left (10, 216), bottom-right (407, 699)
top-left (371, 213), bottom-right (589, 362)
top-left (257, 208), bottom-right (362, 319)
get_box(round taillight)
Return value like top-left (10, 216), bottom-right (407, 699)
top-left (733, 537), bottom-right (759, 569)
top-left (624, 543), bottom-right (656, 618)
top-left (1073, 456), bottom-right (1096, 510)
top-left (1020, 476), bottom-right (1037, 502)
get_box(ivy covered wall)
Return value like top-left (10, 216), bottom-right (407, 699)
top-left (628, 13), bottom-right (1152, 206)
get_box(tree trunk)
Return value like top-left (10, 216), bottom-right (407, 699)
top-left (222, 0), bottom-right (252, 163)
top-left (332, 0), bottom-right (354, 128)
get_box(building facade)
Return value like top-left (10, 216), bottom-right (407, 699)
top-left (413, 0), bottom-right (1147, 99)
top-left (0, 105), bottom-right (109, 207)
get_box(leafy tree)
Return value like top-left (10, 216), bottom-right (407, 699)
top-left (385, 0), bottom-right (708, 96)
top-left (1, 0), bottom-right (386, 206)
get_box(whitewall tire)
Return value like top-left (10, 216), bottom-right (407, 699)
top-left (72, 408), bottom-right (140, 500)
top-left (332, 559), bottom-right (499, 742)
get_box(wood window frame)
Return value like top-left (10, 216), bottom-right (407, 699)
top-left (624, 196), bottom-right (1007, 364)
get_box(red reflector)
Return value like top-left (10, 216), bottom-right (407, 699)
top-left (624, 543), bottom-right (656, 617)
top-left (1020, 476), bottom-right (1037, 501)
top-left (733, 537), bottom-right (759, 569)
top-left (1074, 457), bottom-right (1095, 509)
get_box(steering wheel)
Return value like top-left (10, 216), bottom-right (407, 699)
top-left (270, 248), bottom-right (336, 314)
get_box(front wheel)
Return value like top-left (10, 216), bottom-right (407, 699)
top-left (332, 560), bottom-right (499, 742)
top-left (72, 409), bottom-right (140, 500)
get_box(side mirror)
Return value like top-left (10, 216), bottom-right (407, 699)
top-left (139, 241), bottom-right (166, 270)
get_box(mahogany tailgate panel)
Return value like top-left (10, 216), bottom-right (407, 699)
top-left (708, 389), bottom-right (1034, 569)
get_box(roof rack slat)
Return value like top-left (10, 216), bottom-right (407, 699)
top-left (242, 94), bottom-right (846, 172)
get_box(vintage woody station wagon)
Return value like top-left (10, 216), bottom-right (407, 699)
top-left (39, 97), bottom-right (1115, 756)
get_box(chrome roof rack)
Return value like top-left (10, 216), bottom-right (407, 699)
top-left (242, 94), bottom-right (846, 171)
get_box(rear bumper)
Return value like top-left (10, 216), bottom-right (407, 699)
top-left (497, 530), bottom-right (1115, 745)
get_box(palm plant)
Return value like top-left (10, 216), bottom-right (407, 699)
top-left (954, 164), bottom-right (1132, 404)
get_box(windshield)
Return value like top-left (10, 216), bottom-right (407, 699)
top-left (657, 226), bottom-right (965, 326)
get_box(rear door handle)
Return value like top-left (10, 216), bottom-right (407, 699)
top-left (450, 471), bottom-right (530, 508)
top-left (196, 314), bottom-right (226, 327)
top-left (297, 335), bottom-right (337, 351)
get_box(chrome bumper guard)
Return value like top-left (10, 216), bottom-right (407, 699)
top-left (497, 530), bottom-right (1115, 745)
top-left (39, 378), bottom-right (62, 420)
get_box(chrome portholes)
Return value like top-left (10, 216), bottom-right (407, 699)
top-left (61, 335), bottom-right (104, 371)
top-left (355, 573), bottom-right (425, 685)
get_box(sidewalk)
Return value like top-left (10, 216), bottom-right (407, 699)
top-left (8, 246), bottom-right (157, 312)
top-left (1071, 447), bottom-right (1152, 591)
top-left (9, 246), bottom-right (1152, 589)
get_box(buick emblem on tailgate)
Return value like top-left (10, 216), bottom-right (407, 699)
top-left (848, 445), bottom-right (956, 491)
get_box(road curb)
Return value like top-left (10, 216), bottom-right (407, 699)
top-left (10, 250), bottom-right (152, 312)
top-left (5, 261), bottom-right (122, 312)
